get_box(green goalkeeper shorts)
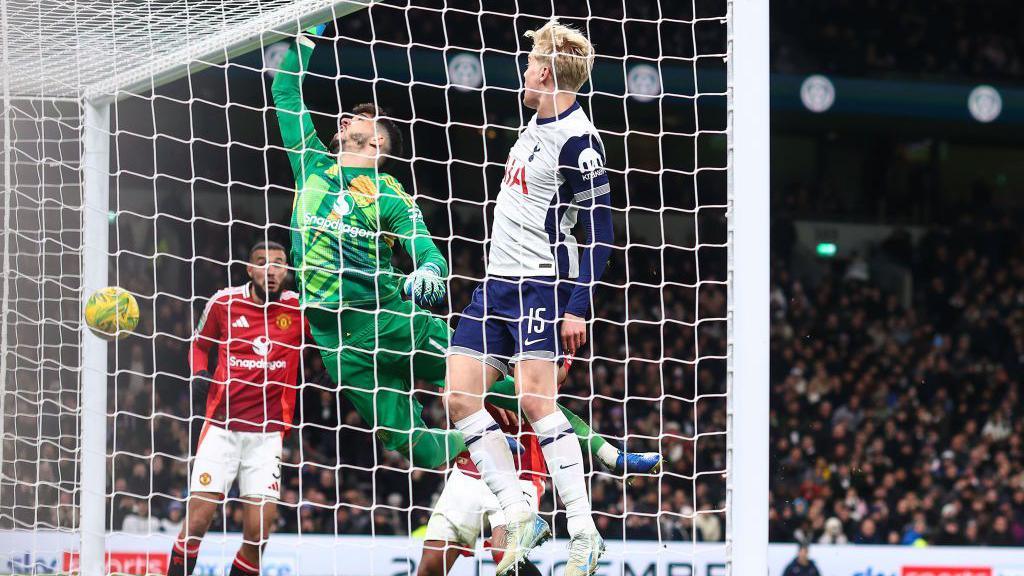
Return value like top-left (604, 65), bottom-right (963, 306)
top-left (307, 297), bottom-right (452, 454)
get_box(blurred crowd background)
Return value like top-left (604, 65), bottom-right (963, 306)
top-left (769, 211), bottom-right (1024, 546)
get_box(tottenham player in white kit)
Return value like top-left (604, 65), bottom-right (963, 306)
top-left (447, 20), bottom-right (611, 576)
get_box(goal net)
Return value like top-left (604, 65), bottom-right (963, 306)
top-left (0, 0), bottom-right (765, 574)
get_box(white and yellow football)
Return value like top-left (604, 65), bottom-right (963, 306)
top-left (83, 286), bottom-right (140, 340)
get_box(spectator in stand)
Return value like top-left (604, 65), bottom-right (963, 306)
top-left (161, 502), bottom-right (185, 535)
top-left (932, 518), bottom-right (962, 546)
top-left (902, 513), bottom-right (929, 545)
top-left (121, 498), bottom-right (161, 534)
top-left (854, 518), bottom-right (882, 544)
top-left (988, 516), bottom-right (1015, 547)
top-left (819, 517), bottom-right (848, 544)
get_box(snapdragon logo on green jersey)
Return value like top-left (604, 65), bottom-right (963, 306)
top-left (304, 194), bottom-right (376, 239)
top-left (304, 213), bottom-right (377, 239)
top-left (330, 195), bottom-right (352, 217)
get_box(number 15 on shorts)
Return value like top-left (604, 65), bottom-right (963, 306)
top-left (527, 307), bottom-right (547, 336)
top-left (521, 306), bottom-right (555, 353)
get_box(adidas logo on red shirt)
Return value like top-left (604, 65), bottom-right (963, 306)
top-left (231, 316), bottom-right (250, 328)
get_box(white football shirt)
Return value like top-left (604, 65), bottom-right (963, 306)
top-left (487, 102), bottom-right (610, 278)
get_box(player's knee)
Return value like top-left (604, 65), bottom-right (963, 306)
top-left (183, 515), bottom-right (211, 541)
top-left (517, 362), bottom-right (557, 418)
top-left (242, 525), bottom-right (269, 547)
top-left (242, 507), bottom-right (275, 546)
top-left (444, 388), bottom-right (471, 414)
top-left (415, 556), bottom-right (440, 576)
top-left (183, 497), bottom-right (218, 539)
top-left (519, 393), bottom-right (554, 421)
top-left (443, 385), bottom-right (481, 420)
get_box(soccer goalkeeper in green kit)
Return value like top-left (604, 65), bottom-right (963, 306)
top-left (271, 26), bottom-right (661, 475)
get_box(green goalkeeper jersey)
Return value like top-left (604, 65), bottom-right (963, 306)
top-left (271, 36), bottom-right (447, 309)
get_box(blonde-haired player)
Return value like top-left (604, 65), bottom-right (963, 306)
top-left (447, 19), bottom-right (611, 576)
top-left (523, 19), bottom-right (594, 95)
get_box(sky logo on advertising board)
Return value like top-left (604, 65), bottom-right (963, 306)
top-left (902, 568), bottom-right (992, 576)
top-left (854, 569), bottom-right (896, 576)
top-left (194, 558), bottom-right (294, 576)
top-left (6, 552), bottom-right (60, 574)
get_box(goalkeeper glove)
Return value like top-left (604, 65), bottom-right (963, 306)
top-left (403, 262), bottom-right (446, 307)
top-left (305, 23), bottom-right (327, 37)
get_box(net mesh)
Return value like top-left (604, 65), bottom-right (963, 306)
top-left (0, 98), bottom-right (83, 531)
top-left (1, 0), bottom-right (368, 98)
top-left (2, 0), bottom-right (732, 573)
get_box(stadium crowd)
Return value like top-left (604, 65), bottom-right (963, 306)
top-left (333, 0), bottom-right (723, 64)
top-left (769, 212), bottom-right (1024, 546)
top-left (342, 0), bottom-right (1024, 81)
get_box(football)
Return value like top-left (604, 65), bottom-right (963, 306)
top-left (84, 286), bottom-right (140, 340)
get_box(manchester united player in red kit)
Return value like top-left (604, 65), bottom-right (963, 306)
top-left (168, 241), bottom-right (307, 576)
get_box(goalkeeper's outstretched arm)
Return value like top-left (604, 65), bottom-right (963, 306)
top-left (376, 175), bottom-right (450, 307)
top-left (270, 31), bottom-right (331, 182)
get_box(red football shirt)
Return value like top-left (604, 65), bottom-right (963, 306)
top-left (190, 283), bottom-right (309, 433)
top-left (456, 405), bottom-right (548, 488)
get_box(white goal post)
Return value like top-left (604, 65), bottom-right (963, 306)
top-left (1, 1), bottom-right (769, 574)
top-left (727, 0), bottom-right (770, 571)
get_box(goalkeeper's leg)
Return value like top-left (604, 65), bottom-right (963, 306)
top-left (319, 344), bottom-right (464, 469)
top-left (310, 303), bottom-right (465, 469)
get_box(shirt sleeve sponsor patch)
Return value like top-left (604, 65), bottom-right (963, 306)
top-left (559, 134), bottom-right (610, 201)
top-left (577, 147), bottom-right (606, 181)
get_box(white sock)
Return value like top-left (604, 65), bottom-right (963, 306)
top-left (597, 442), bottom-right (619, 469)
top-left (455, 409), bottom-right (530, 518)
top-left (533, 411), bottom-right (596, 536)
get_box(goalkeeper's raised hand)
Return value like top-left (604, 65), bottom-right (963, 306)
top-left (403, 262), bottom-right (446, 307)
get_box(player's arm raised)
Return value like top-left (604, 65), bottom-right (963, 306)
top-left (379, 177), bottom-right (449, 307)
top-left (270, 25), bottom-right (331, 181)
top-left (560, 135), bottom-right (614, 354)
